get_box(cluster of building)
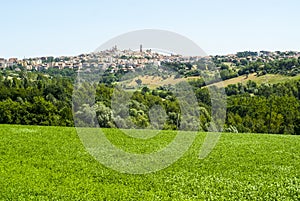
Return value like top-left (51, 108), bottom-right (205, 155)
top-left (0, 48), bottom-right (299, 73)
top-left (0, 46), bottom-right (202, 73)
top-left (214, 50), bottom-right (300, 64)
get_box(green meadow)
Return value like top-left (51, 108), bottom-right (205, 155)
top-left (0, 125), bottom-right (299, 200)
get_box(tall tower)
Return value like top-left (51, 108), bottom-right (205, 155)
top-left (140, 44), bottom-right (142, 53)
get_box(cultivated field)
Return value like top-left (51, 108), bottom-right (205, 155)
top-left (0, 125), bottom-right (299, 200)
top-left (209, 73), bottom-right (300, 87)
top-left (121, 75), bottom-right (200, 89)
top-left (120, 73), bottom-right (300, 90)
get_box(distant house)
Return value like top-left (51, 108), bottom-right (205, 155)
top-left (8, 58), bottom-right (18, 67)
top-left (0, 58), bottom-right (7, 69)
top-left (127, 66), bottom-right (135, 71)
top-left (26, 65), bottom-right (33, 71)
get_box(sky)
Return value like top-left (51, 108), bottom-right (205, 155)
top-left (0, 0), bottom-right (300, 58)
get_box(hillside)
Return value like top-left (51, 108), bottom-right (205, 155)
top-left (120, 75), bottom-right (199, 89)
top-left (120, 73), bottom-right (300, 89)
top-left (0, 125), bottom-right (299, 200)
top-left (209, 73), bottom-right (300, 88)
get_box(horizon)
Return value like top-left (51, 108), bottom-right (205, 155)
top-left (1, 48), bottom-right (299, 60)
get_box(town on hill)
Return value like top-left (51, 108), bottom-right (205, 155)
top-left (1, 47), bottom-right (299, 76)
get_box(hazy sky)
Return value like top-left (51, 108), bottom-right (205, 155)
top-left (1, 0), bottom-right (299, 58)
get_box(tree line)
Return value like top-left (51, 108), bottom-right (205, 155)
top-left (1, 63), bottom-right (300, 134)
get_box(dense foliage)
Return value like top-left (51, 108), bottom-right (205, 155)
top-left (225, 80), bottom-right (300, 134)
top-left (0, 71), bottom-right (73, 126)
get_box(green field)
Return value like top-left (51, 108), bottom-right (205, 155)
top-left (210, 73), bottom-right (300, 88)
top-left (0, 125), bottom-right (299, 200)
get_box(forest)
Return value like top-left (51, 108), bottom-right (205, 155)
top-left (1, 56), bottom-right (300, 135)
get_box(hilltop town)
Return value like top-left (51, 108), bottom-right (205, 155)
top-left (0, 46), bottom-right (202, 73)
top-left (1, 46), bottom-right (299, 75)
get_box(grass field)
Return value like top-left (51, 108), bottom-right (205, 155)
top-left (0, 125), bottom-right (299, 200)
top-left (210, 73), bottom-right (300, 88)
top-left (121, 75), bottom-right (200, 89)
top-left (121, 73), bottom-right (300, 90)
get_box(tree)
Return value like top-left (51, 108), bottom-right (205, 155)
top-left (135, 78), bottom-right (142, 86)
top-left (141, 86), bottom-right (150, 94)
top-left (245, 70), bottom-right (249, 79)
top-left (94, 102), bottom-right (114, 128)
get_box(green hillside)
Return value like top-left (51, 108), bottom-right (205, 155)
top-left (0, 125), bottom-right (299, 200)
top-left (209, 73), bottom-right (300, 88)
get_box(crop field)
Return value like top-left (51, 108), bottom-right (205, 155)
top-left (120, 75), bottom-right (201, 89)
top-left (210, 73), bottom-right (300, 88)
top-left (0, 125), bottom-right (299, 200)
